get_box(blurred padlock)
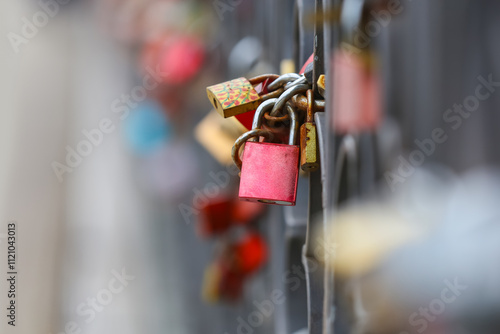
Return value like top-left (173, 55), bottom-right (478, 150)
top-left (202, 261), bottom-right (245, 303)
top-left (202, 233), bottom-right (268, 303)
top-left (233, 99), bottom-right (300, 206)
top-left (280, 59), bottom-right (296, 76)
top-left (159, 35), bottom-right (206, 85)
top-left (201, 262), bottom-right (220, 302)
top-left (217, 263), bottom-right (245, 302)
top-left (197, 196), bottom-right (267, 237)
top-left (300, 89), bottom-right (319, 172)
top-left (330, 0), bottom-right (383, 134)
top-left (232, 233), bottom-right (268, 275)
top-left (141, 34), bottom-right (206, 86)
top-left (332, 47), bottom-right (382, 134)
top-left (195, 110), bottom-right (247, 165)
top-left (124, 99), bottom-right (171, 155)
top-left (197, 196), bottom-right (234, 237)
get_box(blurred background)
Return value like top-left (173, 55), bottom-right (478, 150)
top-left (0, 0), bottom-right (500, 334)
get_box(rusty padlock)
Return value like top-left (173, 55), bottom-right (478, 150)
top-left (232, 99), bottom-right (300, 206)
top-left (299, 89), bottom-right (319, 172)
top-left (206, 74), bottom-right (280, 118)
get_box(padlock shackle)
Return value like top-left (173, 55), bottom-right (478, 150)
top-left (270, 84), bottom-right (310, 117)
top-left (261, 87), bottom-right (284, 101)
top-left (291, 94), bottom-right (325, 112)
top-left (285, 103), bottom-right (299, 146)
top-left (252, 98), bottom-right (278, 132)
top-left (306, 89), bottom-right (315, 123)
top-left (267, 73), bottom-right (301, 91)
top-left (284, 76), bottom-right (308, 90)
top-left (248, 74), bottom-right (280, 86)
top-left (248, 74), bottom-right (284, 101)
top-left (232, 99), bottom-right (298, 169)
top-left (252, 98), bottom-right (298, 145)
top-left (232, 129), bottom-right (275, 170)
top-left (263, 111), bottom-right (289, 123)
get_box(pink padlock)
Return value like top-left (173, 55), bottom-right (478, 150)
top-left (332, 49), bottom-right (382, 134)
top-left (232, 99), bottom-right (300, 206)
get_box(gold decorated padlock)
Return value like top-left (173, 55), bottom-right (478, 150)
top-left (206, 77), bottom-right (262, 118)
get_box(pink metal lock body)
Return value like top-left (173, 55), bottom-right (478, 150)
top-left (332, 49), bottom-right (382, 134)
top-left (239, 142), bottom-right (299, 205)
top-left (236, 100), bottom-right (300, 206)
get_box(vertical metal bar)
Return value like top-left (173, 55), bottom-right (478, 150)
top-left (302, 1), bottom-right (328, 333)
top-left (322, 0), bottom-right (341, 332)
top-left (303, 169), bottom-right (325, 334)
top-left (312, 0), bottom-right (325, 97)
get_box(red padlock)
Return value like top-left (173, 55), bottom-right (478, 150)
top-left (233, 233), bottom-right (268, 275)
top-left (197, 196), bottom-right (234, 237)
top-left (140, 34), bottom-right (205, 86)
top-left (197, 196), bottom-right (266, 237)
top-left (202, 233), bottom-right (268, 303)
top-left (233, 99), bottom-right (300, 206)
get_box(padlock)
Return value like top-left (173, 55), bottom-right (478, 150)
top-left (333, 0), bottom-right (381, 134)
top-left (202, 233), bottom-right (268, 303)
top-left (202, 260), bottom-right (245, 303)
top-left (300, 89), bottom-right (319, 172)
top-left (232, 233), bottom-right (268, 275)
top-left (197, 196), bottom-right (234, 237)
top-left (332, 47), bottom-right (381, 134)
top-left (234, 75), bottom-right (279, 130)
top-left (206, 74), bottom-right (280, 118)
top-left (197, 196), bottom-right (266, 237)
top-left (194, 109), bottom-right (247, 166)
top-left (124, 99), bottom-right (171, 155)
top-left (207, 77), bottom-right (260, 118)
top-left (140, 34), bottom-right (206, 86)
top-left (233, 99), bottom-right (300, 206)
